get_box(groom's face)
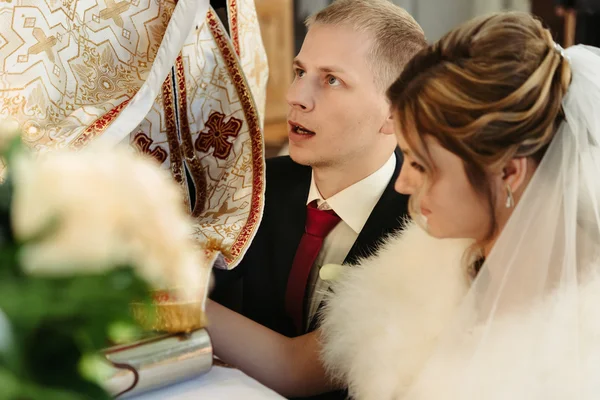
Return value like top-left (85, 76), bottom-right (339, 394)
top-left (285, 23), bottom-right (391, 169)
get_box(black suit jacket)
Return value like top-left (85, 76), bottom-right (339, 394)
top-left (211, 151), bottom-right (409, 399)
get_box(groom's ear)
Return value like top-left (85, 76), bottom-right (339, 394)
top-left (380, 107), bottom-right (395, 135)
top-left (502, 157), bottom-right (529, 193)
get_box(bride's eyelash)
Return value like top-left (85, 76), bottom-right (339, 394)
top-left (411, 162), bottom-right (425, 172)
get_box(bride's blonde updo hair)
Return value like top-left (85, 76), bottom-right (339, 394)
top-left (387, 12), bottom-right (572, 244)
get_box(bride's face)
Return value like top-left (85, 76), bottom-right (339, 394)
top-left (395, 133), bottom-right (492, 240)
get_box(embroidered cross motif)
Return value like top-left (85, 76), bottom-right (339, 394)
top-left (100, 0), bottom-right (131, 28)
top-left (195, 112), bottom-right (243, 160)
top-left (132, 132), bottom-right (168, 164)
top-left (28, 28), bottom-right (57, 63)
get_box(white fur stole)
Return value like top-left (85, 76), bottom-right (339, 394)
top-left (319, 222), bottom-right (600, 399)
top-left (319, 222), bottom-right (471, 399)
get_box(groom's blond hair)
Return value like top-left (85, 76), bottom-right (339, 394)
top-left (306, 0), bottom-right (427, 90)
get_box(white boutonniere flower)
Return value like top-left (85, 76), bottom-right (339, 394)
top-left (320, 263), bottom-right (346, 282)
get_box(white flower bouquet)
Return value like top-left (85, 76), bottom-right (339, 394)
top-left (0, 119), bottom-right (211, 399)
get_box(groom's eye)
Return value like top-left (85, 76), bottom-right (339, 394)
top-left (326, 75), bottom-right (341, 86)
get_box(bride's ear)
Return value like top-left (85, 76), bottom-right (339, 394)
top-left (501, 157), bottom-right (529, 193)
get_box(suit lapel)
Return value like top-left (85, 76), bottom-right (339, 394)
top-left (344, 149), bottom-right (408, 265)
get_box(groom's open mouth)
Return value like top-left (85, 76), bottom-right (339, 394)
top-left (289, 121), bottom-right (316, 140)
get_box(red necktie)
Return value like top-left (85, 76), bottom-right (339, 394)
top-left (285, 202), bottom-right (341, 333)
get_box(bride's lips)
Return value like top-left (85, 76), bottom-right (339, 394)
top-left (421, 207), bottom-right (431, 216)
top-left (288, 120), bottom-right (316, 142)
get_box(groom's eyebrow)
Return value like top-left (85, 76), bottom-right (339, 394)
top-left (293, 59), bottom-right (305, 69)
top-left (293, 58), bottom-right (347, 75)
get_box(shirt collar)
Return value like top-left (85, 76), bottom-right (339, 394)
top-left (306, 154), bottom-right (396, 234)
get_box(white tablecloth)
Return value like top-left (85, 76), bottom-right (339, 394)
top-left (128, 366), bottom-right (285, 399)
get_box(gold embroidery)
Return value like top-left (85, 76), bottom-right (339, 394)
top-left (3, 1), bottom-right (266, 269)
top-left (203, 200), bottom-right (240, 223)
top-left (71, 43), bottom-right (137, 104)
top-left (249, 51), bottom-right (265, 92)
top-left (71, 99), bottom-right (131, 149)
top-left (161, 69), bottom-right (189, 210)
top-left (228, 0), bottom-right (240, 56)
top-left (234, 0), bottom-right (269, 119)
top-left (28, 28), bottom-right (57, 63)
top-left (207, 10), bottom-right (264, 264)
top-left (99, 0), bottom-right (132, 28)
top-left (174, 55), bottom-right (208, 218)
top-left (3, 0), bottom-right (175, 151)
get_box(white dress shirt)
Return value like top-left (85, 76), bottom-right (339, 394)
top-left (304, 154), bottom-right (396, 328)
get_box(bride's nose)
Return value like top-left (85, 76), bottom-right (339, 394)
top-left (395, 164), bottom-right (417, 195)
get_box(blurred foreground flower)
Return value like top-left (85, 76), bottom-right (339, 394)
top-left (10, 147), bottom-right (207, 300)
top-left (0, 118), bottom-right (20, 152)
top-left (0, 120), bottom-right (214, 399)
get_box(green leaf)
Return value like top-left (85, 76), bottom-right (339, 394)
top-left (0, 245), bottom-right (22, 279)
top-left (0, 366), bottom-right (113, 400)
top-left (1, 134), bottom-right (27, 168)
top-left (18, 380), bottom-right (111, 400)
top-left (0, 367), bottom-right (20, 398)
top-left (78, 353), bottom-right (115, 386)
top-left (0, 266), bottom-right (152, 398)
top-left (107, 321), bottom-right (144, 345)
